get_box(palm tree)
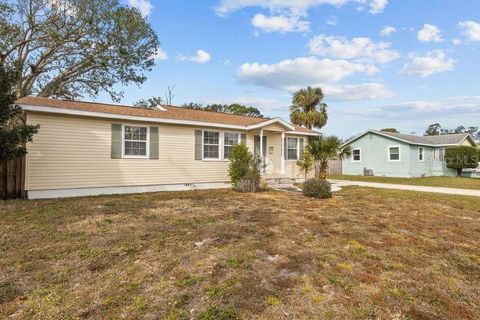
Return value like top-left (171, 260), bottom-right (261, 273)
top-left (307, 136), bottom-right (352, 179)
top-left (290, 86), bottom-right (328, 129)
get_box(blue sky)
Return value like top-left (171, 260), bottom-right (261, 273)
top-left (106, 0), bottom-right (480, 138)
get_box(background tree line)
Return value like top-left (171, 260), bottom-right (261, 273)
top-left (424, 123), bottom-right (480, 140)
top-left (1, 0), bottom-right (160, 160)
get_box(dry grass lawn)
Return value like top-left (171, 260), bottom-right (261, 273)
top-left (330, 175), bottom-right (480, 190)
top-left (1, 188), bottom-right (479, 319)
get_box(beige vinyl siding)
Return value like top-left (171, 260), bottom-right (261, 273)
top-left (461, 138), bottom-right (475, 146)
top-left (264, 131), bottom-right (281, 175)
top-left (261, 123), bottom-right (288, 132)
top-left (25, 112), bottom-right (314, 191)
top-left (26, 112), bottom-right (236, 190)
top-left (284, 136), bottom-right (316, 179)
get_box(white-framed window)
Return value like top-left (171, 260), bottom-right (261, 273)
top-left (224, 132), bottom-right (240, 159)
top-left (203, 130), bottom-right (221, 160)
top-left (388, 146), bottom-right (401, 162)
top-left (418, 147), bottom-right (424, 162)
top-left (352, 148), bottom-right (361, 162)
top-left (123, 125), bottom-right (149, 158)
top-left (438, 148), bottom-right (445, 161)
top-left (287, 137), bottom-right (299, 160)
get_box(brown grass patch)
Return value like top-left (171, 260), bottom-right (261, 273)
top-left (0, 187), bottom-right (479, 319)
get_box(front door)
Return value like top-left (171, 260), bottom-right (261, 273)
top-left (254, 135), bottom-right (267, 172)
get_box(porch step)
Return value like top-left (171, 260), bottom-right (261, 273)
top-left (271, 183), bottom-right (298, 189)
top-left (264, 176), bottom-right (300, 191)
top-left (264, 176), bottom-right (295, 185)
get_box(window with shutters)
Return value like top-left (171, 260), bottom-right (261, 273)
top-left (223, 132), bottom-right (240, 159)
top-left (123, 125), bottom-right (149, 158)
top-left (438, 148), bottom-right (445, 161)
top-left (287, 137), bottom-right (299, 160)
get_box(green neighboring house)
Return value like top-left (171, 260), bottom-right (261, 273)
top-left (342, 130), bottom-right (479, 178)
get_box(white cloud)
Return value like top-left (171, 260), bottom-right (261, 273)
top-left (342, 97), bottom-right (480, 123)
top-left (452, 38), bottom-right (463, 45)
top-left (417, 24), bottom-right (443, 43)
top-left (380, 98), bottom-right (480, 118)
top-left (400, 50), bottom-right (454, 77)
top-left (323, 83), bottom-right (394, 100)
top-left (325, 15), bottom-right (338, 26)
top-left (238, 57), bottom-right (378, 91)
top-left (365, 0), bottom-right (388, 14)
top-left (380, 25), bottom-right (396, 36)
top-left (214, 0), bottom-right (388, 17)
top-left (151, 49), bottom-right (168, 61)
top-left (308, 35), bottom-right (400, 64)
top-left (251, 14), bottom-right (310, 33)
top-left (459, 21), bottom-right (480, 41)
top-left (179, 50), bottom-right (211, 64)
top-left (128, 0), bottom-right (153, 17)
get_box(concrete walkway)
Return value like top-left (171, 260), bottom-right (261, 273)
top-left (328, 179), bottom-right (480, 197)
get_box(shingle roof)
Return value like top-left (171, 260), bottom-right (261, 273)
top-left (371, 130), bottom-right (472, 146)
top-left (17, 96), bottom-right (317, 134)
top-left (424, 133), bottom-right (473, 145)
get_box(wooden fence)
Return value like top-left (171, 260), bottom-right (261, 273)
top-left (327, 159), bottom-right (342, 176)
top-left (314, 159), bottom-right (343, 177)
top-left (0, 157), bottom-right (25, 200)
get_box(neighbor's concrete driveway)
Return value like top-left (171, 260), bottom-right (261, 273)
top-left (328, 179), bottom-right (480, 197)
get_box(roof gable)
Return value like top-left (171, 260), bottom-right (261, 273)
top-left (343, 130), bottom-right (475, 147)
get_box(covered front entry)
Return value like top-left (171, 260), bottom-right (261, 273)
top-left (251, 129), bottom-right (286, 176)
top-left (254, 135), bottom-right (267, 172)
top-left (246, 118), bottom-right (316, 178)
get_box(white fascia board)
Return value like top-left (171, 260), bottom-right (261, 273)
top-left (286, 131), bottom-right (320, 136)
top-left (459, 134), bottom-right (476, 146)
top-left (341, 130), bottom-right (370, 148)
top-left (21, 104), bottom-right (314, 135)
top-left (21, 104), bottom-right (247, 130)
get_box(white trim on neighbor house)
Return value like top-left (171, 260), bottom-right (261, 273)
top-left (21, 104), bottom-right (319, 136)
top-left (436, 147), bottom-right (446, 162)
top-left (388, 145), bottom-right (401, 162)
top-left (352, 148), bottom-right (361, 162)
top-left (457, 135), bottom-right (477, 146)
top-left (121, 124), bottom-right (150, 159)
top-left (27, 182), bottom-right (232, 199)
top-left (418, 147), bottom-right (425, 162)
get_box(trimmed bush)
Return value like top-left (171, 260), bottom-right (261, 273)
top-left (445, 146), bottom-right (479, 176)
top-left (228, 144), bottom-right (251, 185)
top-left (303, 178), bottom-right (332, 199)
top-left (228, 144), bottom-right (262, 192)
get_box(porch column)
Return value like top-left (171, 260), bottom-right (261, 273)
top-left (260, 129), bottom-right (264, 174)
top-left (281, 132), bottom-right (285, 175)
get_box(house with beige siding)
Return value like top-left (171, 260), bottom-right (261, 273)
top-left (17, 97), bottom-right (319, 199)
